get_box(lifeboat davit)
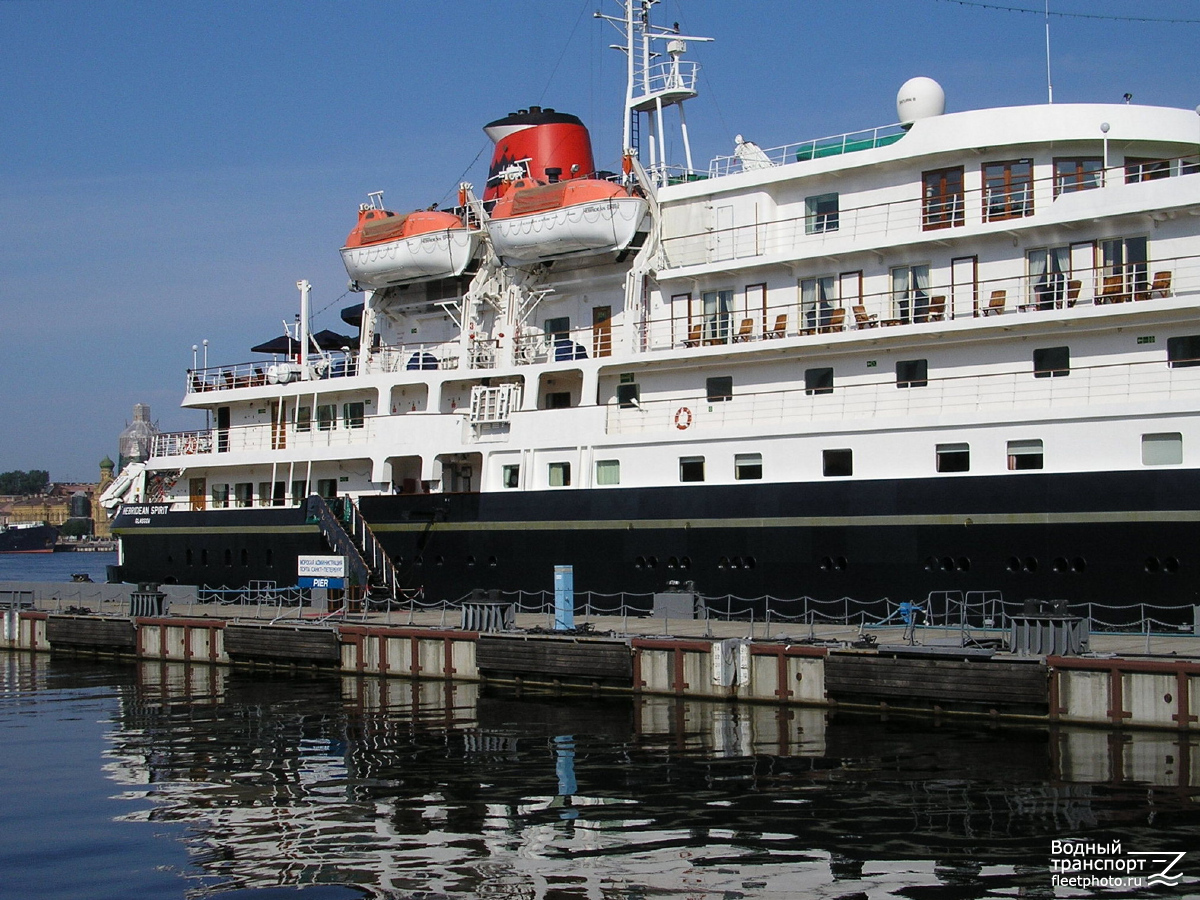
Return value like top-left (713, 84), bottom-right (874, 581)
top-left (487, 177), bottom-right (647, 264)
top-left (340, 206), bottom-right (481, 289)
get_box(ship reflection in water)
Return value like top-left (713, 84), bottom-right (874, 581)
top-left (3, 657), bottom-right (1198, 899)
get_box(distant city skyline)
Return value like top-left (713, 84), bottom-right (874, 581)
top-left (2, 0), bottom-right (1198, 480)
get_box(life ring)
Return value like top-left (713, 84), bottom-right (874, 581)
top-left (674, 407), bottom-right (693, 430)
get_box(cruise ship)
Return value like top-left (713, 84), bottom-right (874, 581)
top-left (106, 2), bottom-right (1200, 626)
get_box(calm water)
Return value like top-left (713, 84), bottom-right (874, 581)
top-left (0, 654), bottom-right (1198, 899)
top-left (0, 550), bottom-right (116, 584)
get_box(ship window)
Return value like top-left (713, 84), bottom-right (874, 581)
top-left (1125, 157), bottom-right (1170, 183)
top-left (1054, 157), bottom-right (1103, 196)
top-left (805, 367), bottom-right (834, 395)
top-left (1167, 335), bottom-right (1200, 368)
top-left (679, 456), bottom-right (705, 482)
top-left (735, 453), bottom-right (763, 480)
top-left (316, 478), bottom-right (338, 499)
top-left (343, 402), bottom-right (365, 429)
top-left (234, 483), bottom-right (253, 508)
top-left (1027, 246), bottom-right (1071, 309)
top-left (548, 462), bottom-right (571, 487)
top-left (316, 404), bottom-right (337, 431)
top-left (546, 391), bottom-right (572, 409)
top-left (1007, 439), bottom-right (1044, 471)
top-left (823, 448), bottom-right (853, 477)
top-left (201, 549), bottom-right (209, 566)
top-left (224, 548), bottom-right (232, 567)
top-left (502, 464), bottom-right (520, 489)
top-left (896, 358), bottom-right (928, 388)
top-left (800, 276), bottom-right (837, 332)
top-left (805, 192), bottom-right (839, 234)
top-left (1100, 236), bottom-right (1148, 299)
top-left (544, 317), bottom-right (570, 340)
top-left (701, 290), bottom-right (734, 343)
top-left (240, 548), bottom-right (248, 566)
top-left (890, 265), bottom-right (930, 325)
top-left (1034, 346), bottom-right (1070, 378)
top-left (295, 406), bottom-right (311, 432)
top-left (922, 165), bottom-right (964, 230)
top-left (706, 376), bottom-right (733, 402)
top-left (186, 548), bottom-right (193, 566)
top-left (936, 443), bottom-right (970, 473)
top-left (596, 459), bottom-right (620, 485)
top-left (616, 383), bottom-right (640, 408)
top-left (210, 484), bottom-right (230, 509)
top-left (258, 482), bottom-right (285, 507)
top-left (982, 159), bottom-right (1033, 221)
top-left (1142, 432), bottom-right (1182, 466)
top-left (291, 480), bottom-right (307, 504)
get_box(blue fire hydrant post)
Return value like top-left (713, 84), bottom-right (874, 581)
top-left (554, 565), bottom-right (574, 630)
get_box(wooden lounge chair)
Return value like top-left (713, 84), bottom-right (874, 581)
top-left (1144, 271), bottom-right (1172, 300)
top-left (981, 290), bottom-right (1006, 316)
top-left (732, 317), bottom-right (754, 342)
top-left (1065, 279), bottom-right (1082, 307)
top-left (817, 307), bottom-right (846, 334)
top-left (925, 295), bottom-right (946, 322)
top-left (1097, 274), bottom-right (1128, 304)
top-left (684, 323), bottom-right (702, 347)
top-left (764, 314), bottom-right (787, 338)
top-left (852, 305), bottom-right (878, 328)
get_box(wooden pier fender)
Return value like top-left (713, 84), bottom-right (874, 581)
top-left (1048, 655), bottom-right (1200, 730)
top-left (630, 638), bottom-right (712, 696)
top-left (337, 625), bottom-right (471, 680)
top-left (134, 617), bottom-right (225, 664)
top-left (45, 615), bottom-right (137, 653)
top-left (477, 634), bottom-right (633, 688)
top-left (223, 623), bottom-right (340, 667)
top-left (746, 642), bottom-right (829, 703)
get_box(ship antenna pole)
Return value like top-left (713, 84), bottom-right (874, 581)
top-left (1044, 0), bottom-right (1053, 104)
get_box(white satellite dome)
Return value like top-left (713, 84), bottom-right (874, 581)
top-left (896, 76), bottom-right (945, 126)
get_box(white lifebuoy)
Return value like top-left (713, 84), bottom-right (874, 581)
top-left (674, 406), bottom-right (693, 430)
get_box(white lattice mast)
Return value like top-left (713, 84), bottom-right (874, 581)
top-left (595, 0), bottom-right (710, 185)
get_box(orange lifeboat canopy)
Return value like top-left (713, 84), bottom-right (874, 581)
top-left (490, 178), bottom-right (630, 221)
top-left (343, 207), bottom-right (465, 249)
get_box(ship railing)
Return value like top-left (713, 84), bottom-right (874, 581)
top-left (152, 429), bottom-right (214, 457)
top-left (605, 352), bottom-right (1200, 436)
top-left (363, 341), bottom-right (460, 374)
top-left (152, 417), bottom-right (379, 459)
top-left (513, 323), bottom-right (616, 366)
top-left (709, 123), bottom-right (908, 178)
top-left (634, 59), bottom-right (699, 99)
top-left (376, 588), bottom-right (1195, 636)
top-left (646, 254), bottom-right (1200, 351)
top-left (186, 352), bottom-right (359, 394)
top-left (662, 150), bottom-right (1200, 271)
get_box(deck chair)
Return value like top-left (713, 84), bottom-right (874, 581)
top-left (981, 290), bottom-right (1006, 316)
top-left (684, 323), bottom-right (702, 347)
top-left (925, 295), bottom-right (946, 322)
top-left (1065, 279), bottom-right (1082, 307)
top-left (765, 314), bottom-right (787, 338)
top-left (852, 305), bottom-right (878, 328)
top-left (1145, 271), bottom-right (1172, 299)
top-left (732, 317), bottom-right (755, 342)
top-left (817, 307), bottom-right (846, 334)
top-left (1098, 275), bottom-right (1128, 304)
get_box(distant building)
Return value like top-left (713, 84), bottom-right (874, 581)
top-left (118, 403), bottom-right (157, 471)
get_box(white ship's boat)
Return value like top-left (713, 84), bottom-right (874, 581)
top-left (109, 2), bottom-right (1200, 629)
top-left (340, 202), bottom-right (481, 289)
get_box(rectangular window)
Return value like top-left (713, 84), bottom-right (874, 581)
top-left (800, 275), bottom-right (837, 332)
top-left (234, 482), bottom-right (253, 508)
top-left (922, 166), bottom-right (964, 230)
top-left (706, 375), bottom-right (733, 402)
top-left (735, 453), bottom-right (763, 480)
top-left (295, 406), bottom-right (311, 432)
top-left (544, 317), bottom-right (570, 339)
top-left (823, 448), bottom-right (853, 477)
top-left (502, 464), bottom-right (520, 489)
top-left (1027, 246), bottom-right (1070, 309)
top-left (890, 264), bottom-right (930, 324)
top-left (290, 480), bottom-right (308, 504)
top-left (343, 401), bottom-right (365, 429)
top-left (983, 159), bottom-right (1033, 221)
top-left (1033, 346), bottom-right (1070, 378)
top-left (210, 484), bottom-right (230, 508)
top-left (896, 359), bottom-right (929, 388)
top-left (1167, 335), bottom-right (1200, 368)
top-left (805, 367), bottom-right (834, 395)
top-left (679, 456), bottom-right (705, 482)
top-left (701, 289), bottom-right (734, 343)
top-left (316, 478), bottom-right (338, 499)
top-left (1100, 236), bottom-right (1148, 300)
top-left (805, 192), bottom-right (839, 234)
top-left (1054, 157), bottom-right (1103, 196)
top-left (258, 482), bottom-right (271, 507)
top-left (616, 383), bottom-right (640, 408)
top-left (316, 404), bottom-right (336, 431)
top-left (1007, 439), bottom-right (1044, 471)
top-left (1125, 157), bottom-right (1170, 184)
top-left (595, 459), bottom-right (620, 485)
top-left (936, 443), bottom-right (970, 473)
top-left (545, 391), bottom-right (572, 409)
top-left (548, 462), bottom-right (571, 487)
top-left (1142, 432), bottom-right (1182, 466)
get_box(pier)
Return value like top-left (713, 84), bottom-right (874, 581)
top-left (3, 581), bottom-right (1199, 731)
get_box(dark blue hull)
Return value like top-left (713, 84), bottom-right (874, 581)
top-left (0, 524), bottom-right (58, 554)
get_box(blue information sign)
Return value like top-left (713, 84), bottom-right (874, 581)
top-left (298, 576), bottom-right (345, 589)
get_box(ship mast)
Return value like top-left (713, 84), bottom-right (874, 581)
top-left (596, 0), bottom-right (710, 187)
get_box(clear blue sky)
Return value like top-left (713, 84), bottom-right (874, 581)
top-left (2, 0), bottom-right (1198, 482)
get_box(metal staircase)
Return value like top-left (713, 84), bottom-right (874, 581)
top-left (306, 495), bottom-right (399, 601)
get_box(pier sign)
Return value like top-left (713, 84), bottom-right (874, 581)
top-left (298, 555), bottom-right (346, 589)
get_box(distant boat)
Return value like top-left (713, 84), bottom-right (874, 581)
top-left (0, 522), bottom-right (58, 554)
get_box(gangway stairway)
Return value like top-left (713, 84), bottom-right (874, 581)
top-left (306, 495), bottom-right (400, 603)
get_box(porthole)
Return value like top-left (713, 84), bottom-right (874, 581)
top-left (414, 554), bottom-right (424, 567)
top-left (224, 548), bottom-right (232, 567)
top-left (647, 556), bottom-right (658, 568)
top-left (941, 556), bottom-right (954, 572)
top-left (956, 557), bottom-right (970, 572)
top-left (240, 548), bottom-right (248, 566)
top-left (1145, 557), bottom-right (1160, 573)
top-left (680, 556), bottom-right (691, 569)
top-left (718, 556), bottom-right (729, 569)
top-left (1024, 557), bottom-right (1038, 573)
top-left (467, 555), bottom-right (476, 567)
top-left (265, 549), bottom-right (274, 567)
top-left (924, 556), bottom-right (937, 572)
top-left (436, 555), bottom-right (445, 567)
top-left (1006, 557), bottom-right (1021, 573)
top-left (744, 556), bottom-right (757, 570)
top-left (835, 556), bottom-right (847, 572)
top-left (730, 556), bottom-right (742, 569)
top-left (1071, 557), bottom-right (1086, 573)
top-left (819, 556), bottom-right (832, 572)
top-left (186, 549), bottom-right (193, 566)
top-left (667, 556), bottom-right (678, 569)
top-left (1164, 556), bottom-right (1179, 573)
top-left (635, 556), bottom-right (646, 569)
top-left (1053, 557), bottom-right (1068, 573)
top-left (488, 556), bottom-right (498, 568)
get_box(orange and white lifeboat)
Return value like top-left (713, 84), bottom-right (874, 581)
top-left (340, 205), bottom-right (481, 289)
top-left (486, 175), bottom-right (647, 265)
